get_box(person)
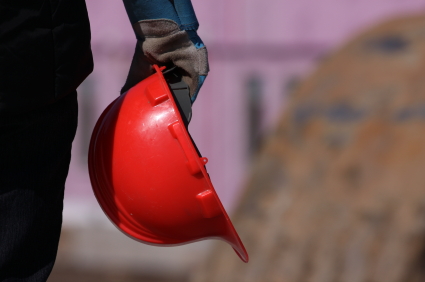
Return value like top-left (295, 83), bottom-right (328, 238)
top-left (0, 0), bottom-right (208, 281)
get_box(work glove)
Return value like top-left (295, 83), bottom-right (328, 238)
top-left (120, 20), bottom-right (208, 102)
top-left (121, 0), bottom-right (209, 103)
top-left (121, 19), bottom-right (209, 103)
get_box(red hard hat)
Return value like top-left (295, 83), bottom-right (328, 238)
top-left (88, 65), bottom-right (248, 262)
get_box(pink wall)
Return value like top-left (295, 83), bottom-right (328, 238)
top-left (64, 0), bottom-right (425, 221)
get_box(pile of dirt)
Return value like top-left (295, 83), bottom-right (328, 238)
top-left (193, 15), bottom-right (425, 282)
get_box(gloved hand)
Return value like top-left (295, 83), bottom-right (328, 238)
top-left (121, 0), bottom-right (209, 103)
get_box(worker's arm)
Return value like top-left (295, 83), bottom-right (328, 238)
top-left (121, 0), bottom-right (209, 103)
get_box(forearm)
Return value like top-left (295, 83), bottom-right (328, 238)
top-left (122, 0), bottom-right (199, 30)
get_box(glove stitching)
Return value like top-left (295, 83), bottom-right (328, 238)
top-left (143, 30), bottom-right (182, 39)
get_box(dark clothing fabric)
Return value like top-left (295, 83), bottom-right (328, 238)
top-left (0, 0), bottom-right (93, 115)
top-left (0, 92), bottom-right (78, 281)
top-left (0, 0), bottom-right (90, 280)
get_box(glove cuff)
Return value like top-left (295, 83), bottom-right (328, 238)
top-left (133, 19), bottom-right (181, 39)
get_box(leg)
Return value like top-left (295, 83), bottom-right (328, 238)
top-left (0, 93), bottom-right (78, 282)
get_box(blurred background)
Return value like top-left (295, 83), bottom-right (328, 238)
top-left (48, 0), bottom-right (425, 281)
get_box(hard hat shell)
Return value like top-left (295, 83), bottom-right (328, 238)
top-left (88, 65), bottom-right (248, 262)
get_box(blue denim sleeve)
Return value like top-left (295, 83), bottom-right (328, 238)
top-left (122, 0), bottom-right (199, 31)
top-left (173, 0), bottom-right (199, 30)
top-left (122, 0), bottom-right (181, 26)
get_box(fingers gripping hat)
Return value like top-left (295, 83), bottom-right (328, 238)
top-left (88, 65), bottom-right (248, 262)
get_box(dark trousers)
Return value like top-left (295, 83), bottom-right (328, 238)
top-left (0, 93), bottom-right (78, 281)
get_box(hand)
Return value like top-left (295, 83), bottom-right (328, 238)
top-left (120, 19), bottom-right (209, 103)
